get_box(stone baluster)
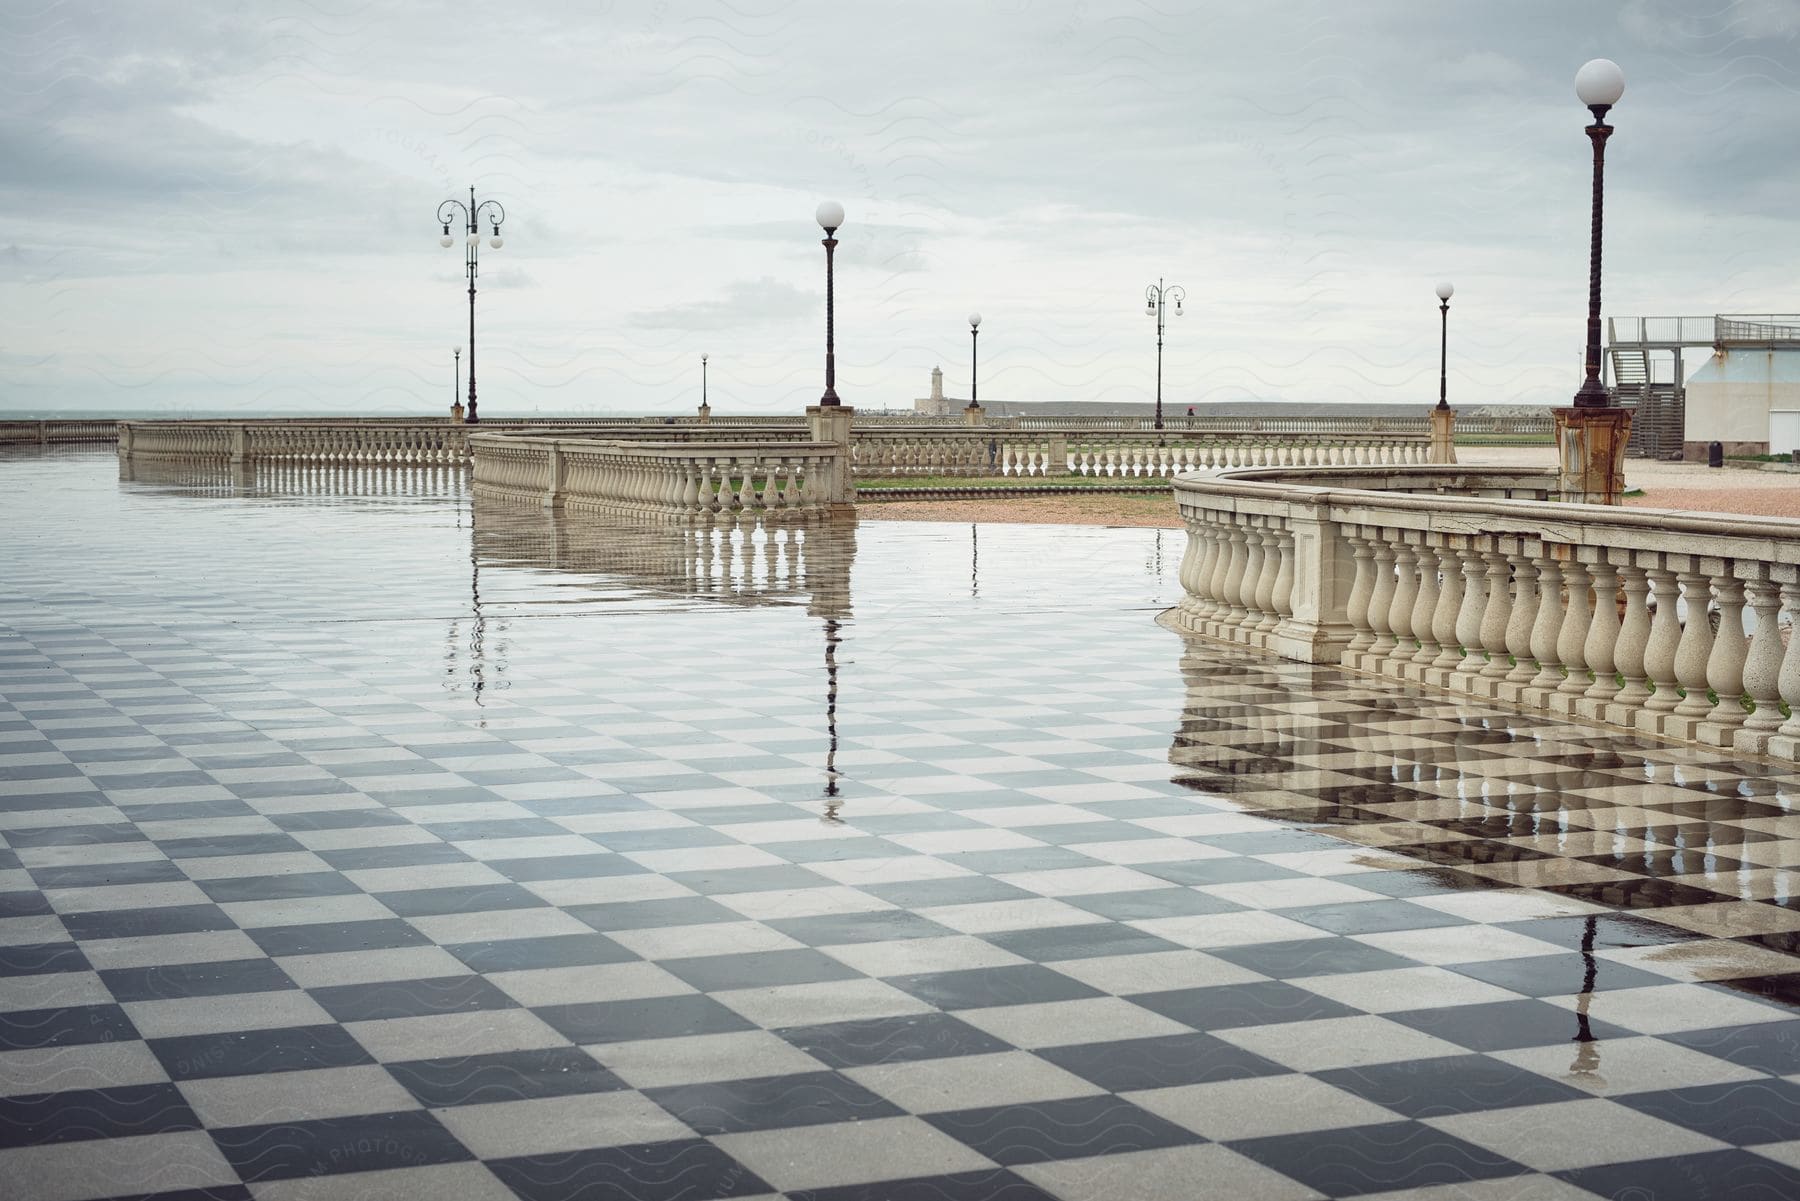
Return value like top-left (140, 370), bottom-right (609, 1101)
top-left (1448, 542), bottom-right (1484, 678)
top-left (1740, 571), bottom-right (1786, 743)
top-left (1770, 578), bottom-right (1800, 750)
top-left (1612, 559), bottom-right (1653, 715)
top-left (1189, 521), bottom-right (1224, 616)
top-left (1220, 524), bottom-right (1250, 625)
top-left (1555, 556), bottom-right (1595, 699)
top-left (1409, 537), bottom-right (1445, 668)
top-left (1527, 544), bottom-right (1566, 697)
top-left (1342, 530), bottom-right (1377, 658)
top-left (1271, 531), bottom-right (1295, 630)
top-left (1366, 533), bottom-right (1399, 657)
top-left (1237, 526), bottom-right (1268, 638)
top-left (1704, 567), bottom-right (1749, 738)
top-left (1430, 542), bottom-right (1468, 673)
top-left (1253, 529), bottom-right (1282, 636)
top-left (1641, 563), bottom-right (1683, 725)
top-left (1478, 546), bottom-right (1514, 682)
top-left (1670, 562), bottom-right (1717, 723)
top-left (1177, 522), bottom-right (1205, 613)
top-left (1579, 556), bottom-right (1621, 712)
top-left (1387, 541), bottom-right (1420, 671)
top-left (1201, 522), bottom-right (1232, 622)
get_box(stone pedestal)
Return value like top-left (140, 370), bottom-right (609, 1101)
top-left (1429, 407), bottom-right (1457, 464)
top-left (806, 405), bottom-right (857, 515)
top-left (450, 402), bottom-right (466, 424)
top-left (808, 404), bottom-right (853, 447)
top-left (697, 403), bottom-right (711, 425)
top-left (1269, 501), bottom-right (1357, 663)
top-left (1555, 407), bottom-right (1632, 505)
top-left (964, 404), bottom-right (984, 427)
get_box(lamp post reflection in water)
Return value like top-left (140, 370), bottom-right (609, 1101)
top-left (1569, 915), bottom-right (1606, 1082)
top-left (821, 616), bottom-right (843, 820)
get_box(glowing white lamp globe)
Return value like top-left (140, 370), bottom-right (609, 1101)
top-left (489, 235), bottom-right (503, 249)
top-left (1575, 59), bottom-right (1625, 107)
top-left (439, 233), bottom-right (454, 248)
top-left (968, 312), bottom-right (982, 329)
top-left (815, 200), bottom-right (845, 231)
top-left (1436, 281), bottom-right (1455, 301)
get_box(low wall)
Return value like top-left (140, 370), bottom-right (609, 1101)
top-left (851, 430), bottom-right (1432, 477)
top-left (116, 418), bottom-right (1435, 478)
top-left (0, 420), bottom-right (120, 445)
top-left (1169, 463), bottom-right (1800, 761)
top-left (469, 434), bottom-right (854, 521)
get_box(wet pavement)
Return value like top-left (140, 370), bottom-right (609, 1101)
top-left (2, 449), bottom-right (1799, 1200)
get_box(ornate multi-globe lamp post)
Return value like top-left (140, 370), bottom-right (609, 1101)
top-left (437, 188), bottom-right (506, 424)
top-left (1557, 58), bottom-right (1630, 504)
top-left (1144, 279), bottom-right (1184, 432)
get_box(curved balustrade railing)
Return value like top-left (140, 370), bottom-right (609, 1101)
top-left (1171, 464), bottom-right (1800, 761)
top-left (469, 434), bottom-right (851, 521)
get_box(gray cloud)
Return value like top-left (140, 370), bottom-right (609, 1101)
top-left (2, 0), bottom-right (1797, 414)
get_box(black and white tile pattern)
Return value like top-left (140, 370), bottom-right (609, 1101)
top-left (2, 449), bottom-right (1799, 1200)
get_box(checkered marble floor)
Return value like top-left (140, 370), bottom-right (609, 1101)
top-left (2, 448), bottom-right (1799, 1201)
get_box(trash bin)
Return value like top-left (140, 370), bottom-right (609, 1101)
top-left (1707, 441), bottom-right (1723, 468)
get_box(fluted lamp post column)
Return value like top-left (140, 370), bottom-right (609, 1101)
top-left (964, 312), bottom-right (984, 427)
top-left (1555, 58), bottom-right (1632, 504)
top-left (808, 201), bottom-right (855, 515)
top-left (1429, 282), bottom-right (1457, 463)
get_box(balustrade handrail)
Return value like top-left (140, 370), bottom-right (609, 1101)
top-left (1183, 464), bottom-right (1800, 548)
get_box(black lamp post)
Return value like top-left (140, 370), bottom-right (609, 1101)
top-left (702, 354), bottom-right (709, 405)
top-left (816, 201), bottom-right (845, 406)
top-left (453, 347), bottom-right (461, 412)
top-left (1144, 279), bottom-right (1185, 431)
top-left (437, 187), bottom-right (506, 424)
top-left (1435, 282), bottom-right (1454, 410)
top-left (967, 312), bottom-right (982, 414)
top-left (1572, 58), bottom-right (1624, 409)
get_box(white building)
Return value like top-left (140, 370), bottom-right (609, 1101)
top-left (1688, 327), bottom-right (1800, 456)
top-left (1609, 314), bottom-right (1800, 459)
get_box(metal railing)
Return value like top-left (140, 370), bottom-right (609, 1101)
top-left (1608, 316), bottom-right (1718, 346)
top-left (1716, 315), bottom-right (1800, 345)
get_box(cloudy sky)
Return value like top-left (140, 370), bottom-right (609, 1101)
top-left (4, 0), bottom-right (1798, 417)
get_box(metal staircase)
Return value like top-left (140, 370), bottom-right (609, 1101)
top-left (1608, 317), bottom-right (1713, 460)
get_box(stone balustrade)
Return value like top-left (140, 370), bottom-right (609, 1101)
top-left (469, 434), bottom-right (852, 521)
top-left (0, 420), bottom-right (121, 445)
top-left (119, 419), bottom-right (1432, 477)
top-left (852, 431), bottom-right (1430, 478)
top-left (1171, 464), bottom-right (1800, 760)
